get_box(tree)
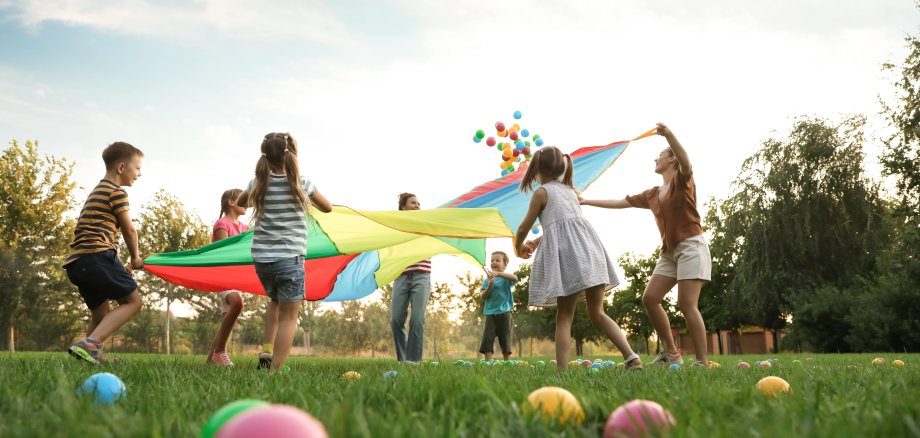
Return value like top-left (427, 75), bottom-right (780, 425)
top-left (137, 190), bottom-right (210, 354)
top-left (715, 117), bottom-right (888, 352)
top-left (0, 140), bottom-right (77, 352)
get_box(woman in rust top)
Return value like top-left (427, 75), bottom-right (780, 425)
top-left (580, 122), bottom-right (712, 367)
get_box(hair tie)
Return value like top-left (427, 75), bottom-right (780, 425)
top-left (261, 153), bottom-right (267, 157)
top-left (284, 148), bottom-right (290, 153)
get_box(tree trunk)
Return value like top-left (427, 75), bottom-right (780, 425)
top-left (164, 299), bottom-right (171, 355)
top-left (645, 338), bottom-right (650, 355)
top-left (9, 317), bottom-right (14, 353)
top-left (304, 328), bottom-right (311, 356)
top-left (717, 330), bottom-right (724, 355)
top-left (517, 337), bottom-right (523, 358)
top-left (772, 329), bottom-right (779, 354)
top-left (575, 338), bottom-right (584, 356)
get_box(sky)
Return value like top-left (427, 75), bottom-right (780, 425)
top-left (1, 0), bottom-right (917, 314)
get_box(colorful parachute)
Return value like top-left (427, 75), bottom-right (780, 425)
top-left (143, 130), bottom-right (655, 301)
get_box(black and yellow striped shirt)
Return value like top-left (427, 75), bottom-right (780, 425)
top-left (63, 179), bottom-right (130, 267)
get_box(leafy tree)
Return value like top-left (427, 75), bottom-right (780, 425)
top-left (137, 190), bottom-right (210, 354)
top-left (715, 117), bottom-right (888, 352)
top-left (510, 264), bottom-right (553, 356)
top-left (0, 140), bottom-right (77, 352)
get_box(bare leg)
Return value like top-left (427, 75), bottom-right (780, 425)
top-left (272, 301), bottom-right (303, 370)
top-left (677, 279), bottom-right (708, 364)
top-left (502, 352), bottom-right (511, 360)
top-left (87, 301), bottom-right (111, 337)
top-left (585, 285), bottom-right (637, 362)
top-left (263, 300), bottom-right (280, 348)
top-left (207, 293), bottom-right (243, 363)
top-left (642, 275), bottom-right (679, 354)
top-left (554, 293), bottom-right (578, 370)
top-left (87, 291), bottom-right (142, 343)
top-left (484, 352), bottom-right (492, 362)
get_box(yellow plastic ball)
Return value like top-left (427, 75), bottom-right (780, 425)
top-left (708, 361), bottom-right (721, 369)
top-left (872, 357), bottom-right (886, 365)
top-left (343, 371), bottom-right (361, 380)
top-left (526, 386), bottom-right (585, 426)
top-left (892, 360), bottom-right (905, 367)
top-left (755, 376), bottom-right (791, 398)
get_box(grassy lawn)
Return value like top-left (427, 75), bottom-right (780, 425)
top-left (1, 352), bottom-right (918, 437)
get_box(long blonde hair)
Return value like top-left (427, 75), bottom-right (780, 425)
top-left (518, 146), bottom-right (574, 193)
top-left (249, 132), bottom-right (309, 223)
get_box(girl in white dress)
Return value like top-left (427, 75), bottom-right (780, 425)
top-left (515, 146), bottom-right (642, 370)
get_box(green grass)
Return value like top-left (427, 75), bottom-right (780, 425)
top-left (1, 353), bottom-right (919, 437)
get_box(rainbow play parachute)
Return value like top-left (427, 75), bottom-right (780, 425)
top-left (143, 130), bottom-right (654, 301)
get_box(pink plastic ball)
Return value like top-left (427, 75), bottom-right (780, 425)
top-left (486, 137), bottom-right (496, 147)
top-left (509, 131), bottom-right (519, 141)
top-left (738, 361), bottom-right (751, 368)
top-left (216, 405), bottom-right (328, 438)
top-left (604, 400), bottom-right (676, 438)
top-left (495, 121), bottom-right (506, 132)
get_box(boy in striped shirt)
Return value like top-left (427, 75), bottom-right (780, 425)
top-left (64, 142), bottom-right (145, 364)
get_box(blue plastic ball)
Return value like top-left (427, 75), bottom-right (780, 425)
top-left (513, 110), bottom-right (522, 119)
top-left (531, 227), bottom-right (540, 234)
top-left (383, 370), bottom-right (398, 379)
top-left (603, 360), bottom-right (615, 367)
top-left (669, 364), bottom-right (681, 371)
top-left (77, 372), bottom-right (126, 405)
top-left (473, 136), bottom-right (482, 143)
top-left (501, 169), bottom-right (510, 176)
top-left (535, 138), bottom-right (544, 147)
top-left (515, 141), bottom-right (524, 150)
top-left (591, 363), bottom-right (604, 370)
top-left (521, 129), bottom-right (530, 137)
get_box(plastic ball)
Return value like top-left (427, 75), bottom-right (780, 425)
top-left (430, 361), bottom-right (440, 367)
top-left (549, 360), bottom-right (557, 366)
top-left (215, 404), bottom-right (328, 438)
top-left (495, 121), bottom-right (506, 132)
top-left (759, 361), bottom-right (772, 368)
top-left (507, 166), bottom-right (515, 172)
top-left (472, 135), bottom-right (481, 143)
top-left (519, 361), bottom-right (529, 367)
top-left (486, 137), bottom-right (496, 147)
top-left (343, 371), bottom-right (361, 380)
top-left (383, 370), bottom-right (398, 380)
top-left (708, 361), bottom-right (721, 369)
top-left (497, 143), bottom-right (503, 151)
top-left (533, 134), bottom-right (541, 140)
top-left (76, 372), bottom-right (126, 405)
top-left (893, 359), bottom-right (905, 367)
top-left (515, 141), bottom-right (524, 150)
top-left (513, 110), bottom-right (522, 119)
top-left (513, 149), bottom-right (520, 157)
top-left (509, 131), bottom-right (519, 141)
top-left (201, 400), bottom-right (270, 438)
top-left (475, 129), bottom-right (485, 139)
top-left (568, 361), bottom-right (579, 367)
top-left (755, 376), bottom-right (791, 398)
top-left (521, 129), bottom-right (530, 137)
top-left (737, 361), bottom-right (751, 368)
top-left (501, 169), bottom-right (510, 176)
top-left (791, 360), bottom-right (802, 365)
top-left (498, 130), bottom-right (507, 138)
top-left (589, 367), bottom-right (601, 375)
top-left (531, 227), bottom-right (540, 234)
top-left (526, 387), bottom-right (585, 426)
top-left (511, 123), bottom-right (521, 132)
top-left (603, 361), bottom-right (615, 367)
top-left (604, 400), bottom-right (676, 438)
top-left (872, 357), bottom-right (886, 365)
top-left (616, 362), bottom-right (625, 368)
top-left (504, 360), bottom-right (514, 366)
top-left (668, 364), bottom-right (681, 371)
top-left (535, 138), bottom-right (544, 147)
top-left (536, 361), bottom-right (546, 367)
top-left (522, 147), bottom-right (531, 155)
top-left (591, 363), bottom-right (604, 370)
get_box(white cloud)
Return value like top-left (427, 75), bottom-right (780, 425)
top-left (2, 0), bottom-right (352, 43)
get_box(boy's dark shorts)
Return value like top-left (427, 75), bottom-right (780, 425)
top-left (65, 250), bottom-right (138, 310)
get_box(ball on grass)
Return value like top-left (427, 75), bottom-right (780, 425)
top-left (526, 386), bottom-right (585, 426)
top-left (604, 400), bottom-right (676, 438)
top-left (343, 371), bottom-right (361, 380)
top-left (872, 357), bottom-right (886, 365)
top-left (892, 359), bottom-right (905, 367)
top-left (737, 361), bottom-right (751, 369)
top-left (755, 376), bottom-right (791, 398)
top-left (201, 399), bottom-right (269, 438)
top-left (76, 372), bottom-right (126, 405)
top-left (383, 370), bottom-right (398, 380)
top-left (216, 404), bottom-right (328, 438)
top-left (668, 364), bottom-right (681, 371)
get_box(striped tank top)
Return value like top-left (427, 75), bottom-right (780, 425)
top-left (248, 173), bottom-right (315, 263)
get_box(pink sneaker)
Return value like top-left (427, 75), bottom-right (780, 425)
top-left (650, 349), bottom-right (683, 366)
top-left (210, 351), bottom-right (234, 367)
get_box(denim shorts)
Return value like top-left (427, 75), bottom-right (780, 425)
top-left (254, 255), bottom-right (305, 303)
top-left (64, 250), bottom-right (138, 310)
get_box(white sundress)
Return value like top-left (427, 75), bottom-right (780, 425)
top-left (528, 181), bottom-right (620, 306)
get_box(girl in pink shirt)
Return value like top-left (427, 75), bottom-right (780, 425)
top-left (205, 188), bottom-right (249, 366)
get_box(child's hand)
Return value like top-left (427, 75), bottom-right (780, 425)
top-left (656, 122), bottom-right (673, 138)
top-left (518, 244), bottom-right (534, 259)
top-left (577, 195), bottom-right (586, 205)
top-left (128, 256), bottom-right (144, 272)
